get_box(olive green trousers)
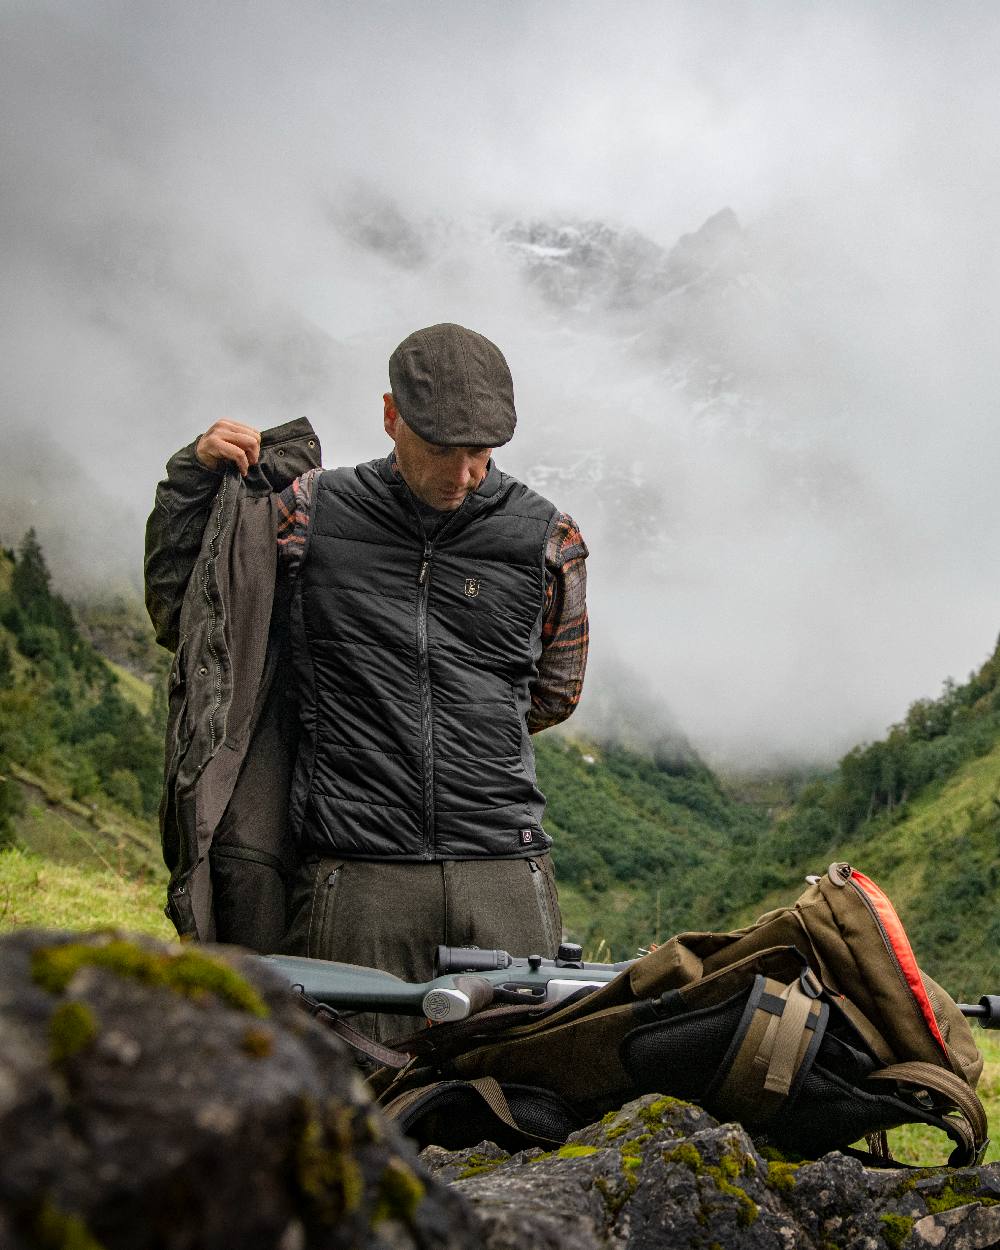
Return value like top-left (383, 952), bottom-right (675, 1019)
top-left (282, 854), bottom-right (563, 1043)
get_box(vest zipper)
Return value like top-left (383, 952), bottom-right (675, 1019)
top-left (406, 495), bottom-right (467, 858)
top-left (416, 540), bottom-right (435, 856)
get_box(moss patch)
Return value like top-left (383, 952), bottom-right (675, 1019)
top-left (637, 1095), bottom-right (686, 1124)
top-left (557, 1144), bottom-right (599, 1160)
top-left (704, 1167), bottom-right (759, 1228)
top-left (295, 1102), bottom-right (364, 1222)
top-left (49, 1001), bottom-right (98, 1064)
top-left (594, 1173), bottom-right (629, 1217)
top-left (665, 1136), bottom-right (758, 1229)
top-left (372, 1157), bottom-right (425, 1226)
top-left (662, 1142), bottom-right (703, 1172)
top-left (766, 1160), bottom-right (800, 1193)
top-left (457, 1150), bottom-right (509, 1180)
top-left (240, 1027), bottom-right (274, 1058)
top-left (33, 1200), bottom-right (106, 1250)
top-left (31, 939), bottom-right (268, 1017)
top-left (880, 1212), bottom-right (914, 1250)
top-left (923, 1178), bottom-right (998, 1215)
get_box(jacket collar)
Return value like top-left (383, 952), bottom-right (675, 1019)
top-left (243, 417), bottom-right (321, 494)
top-left (377, 452), bottom-right (503, 506)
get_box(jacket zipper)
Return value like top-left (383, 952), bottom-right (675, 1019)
top-left (202, 473), bottom-right (231, 753)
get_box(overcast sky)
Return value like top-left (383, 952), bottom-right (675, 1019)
top-left (3, 1), bottom-right (1000, 768)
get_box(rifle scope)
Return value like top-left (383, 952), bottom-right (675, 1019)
top-left (434, 946), bottom-right (514, 973)
top-left (434, 945), bottom-right (634, 975)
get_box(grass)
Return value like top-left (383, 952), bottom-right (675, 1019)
top-left (10, 762), bottom-right (162, 878)
top-left (882, 1030), bottom-right (1000, 1166)
top-left (105, 659), bottom-right (154, 716)
top-left (0, 846), bottom-right (173, 939)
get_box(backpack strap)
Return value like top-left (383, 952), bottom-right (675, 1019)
top-left (710, 973), bottom-right (828, 1127)
top-left (296, 997), bottom-right (415, 1069)
top-left (866, 1062), bottom-right (990, 1165)
top-left (382, 1076), bottom-right (566, 1148)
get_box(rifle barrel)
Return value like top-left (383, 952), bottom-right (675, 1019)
top-left (959, 996), bottom-right (1000, 1029)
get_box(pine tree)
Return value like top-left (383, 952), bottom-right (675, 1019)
top-left (11, 529), bottom-right (54, 625)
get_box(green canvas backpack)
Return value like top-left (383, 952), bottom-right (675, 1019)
top-left (374, 863), bottom-right (988, 1167)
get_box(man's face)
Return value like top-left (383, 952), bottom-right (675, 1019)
top-left (384, 394), bottom-right (492, 512)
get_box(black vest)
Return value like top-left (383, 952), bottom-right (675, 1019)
top-left (289, 457), bottom-right (559, 860)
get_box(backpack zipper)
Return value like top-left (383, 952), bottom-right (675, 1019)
top-left (837, 862), bottom-right (948, 1055)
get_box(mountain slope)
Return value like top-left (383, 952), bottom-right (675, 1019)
top-left (537, 735), bottom-right (766, 956)
top-left (730, 639), bottom-right (1000, 1002)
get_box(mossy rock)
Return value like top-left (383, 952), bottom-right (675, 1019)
top-left (31, 936), bottom-right (268, 1017)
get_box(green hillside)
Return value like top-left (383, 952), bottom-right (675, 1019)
top-left (731, 637), bottom-right (1000, 1002)
top-left (539, 735), bottom-right (767, 955)
top-left (0, 533), bottom-right (171, 939)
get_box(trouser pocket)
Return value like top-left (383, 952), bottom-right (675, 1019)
top-left (209, 845), bottom-right (289, 953)
top-left (309, 858), bottom-right (344, 958)
top-left (528, 856), bottom-right (562, 957)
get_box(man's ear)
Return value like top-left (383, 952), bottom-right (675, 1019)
top-left (383, 393), bottom-right (398, 439)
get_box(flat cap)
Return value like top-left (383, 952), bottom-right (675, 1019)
top-left (388, 323), bottom-right (516, 447)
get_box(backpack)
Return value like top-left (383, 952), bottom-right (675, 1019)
top-left (372, 863), bottom-right (988, 1167)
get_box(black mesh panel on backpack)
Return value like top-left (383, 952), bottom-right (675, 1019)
top-left (766, 1064), bottom-right (946, 1160)
top-left (620, 987), bottom-right (751, 1103)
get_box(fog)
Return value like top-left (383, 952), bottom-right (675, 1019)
top-left (3, 1), bottom-right (1000, 768)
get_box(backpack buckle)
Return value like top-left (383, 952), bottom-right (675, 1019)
top-left (799, 967), bottom-right (822, 999)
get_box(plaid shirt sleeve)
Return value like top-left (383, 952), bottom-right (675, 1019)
top-left (528, 513), bottom-right (589, 733)
top-left (276, 467), bottom-right (322, 577)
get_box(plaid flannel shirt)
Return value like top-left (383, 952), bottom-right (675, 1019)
top-left (277, 464), bottom-right (588, 731)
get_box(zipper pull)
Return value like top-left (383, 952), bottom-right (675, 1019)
top-left (418, 545), bottom-right (432, 585)
top-left (828, 861), bottom-right (852, 887)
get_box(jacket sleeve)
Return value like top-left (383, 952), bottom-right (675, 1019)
top-left (144, 439), bottom-right (222, 652)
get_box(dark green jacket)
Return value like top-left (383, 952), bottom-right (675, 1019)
top-left (144, 419), bottom-right (321, 941)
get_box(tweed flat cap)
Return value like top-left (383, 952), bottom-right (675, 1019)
top-left (388, 323), bottom-right (516, 447)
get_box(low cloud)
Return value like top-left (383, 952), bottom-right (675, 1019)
top-left (3, 1), bottom-right (1000, 767)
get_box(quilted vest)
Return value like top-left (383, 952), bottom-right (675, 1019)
top-left (289, 457), bottom-right (559, 860)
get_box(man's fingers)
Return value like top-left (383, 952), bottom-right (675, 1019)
top-left (215, 439), bottom-right (251, 476)
top-left (196, 421), bottom-right (262, 473)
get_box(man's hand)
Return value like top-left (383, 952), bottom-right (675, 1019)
top-left (195, 420), bottom-right (262, 476)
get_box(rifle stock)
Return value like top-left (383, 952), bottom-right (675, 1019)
top-left (265, 951), bottom-right (629, 1021)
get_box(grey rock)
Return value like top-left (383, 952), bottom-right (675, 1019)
top-left (0, 928), bottom-right (478, 1250)
top-left (5, 928), bottom-right (1000, 1250)
top-left (910, 1202), bottom-right (1000, 1249)
top-left (424, 1094), bottom-right (1000, 1250)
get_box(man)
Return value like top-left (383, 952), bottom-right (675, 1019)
top-left (146, 323), bottom-right (587, 1036)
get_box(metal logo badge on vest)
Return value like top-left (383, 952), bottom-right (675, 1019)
top-left (464, 578), bottom-right (481, 598)
top-left (519, 829), bottom-right (534, 845)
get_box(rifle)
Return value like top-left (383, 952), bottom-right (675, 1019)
top-left (267, 943), bottom-right (633, 1022)
top-left (266, 945), bottom-right (1000, 1029)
